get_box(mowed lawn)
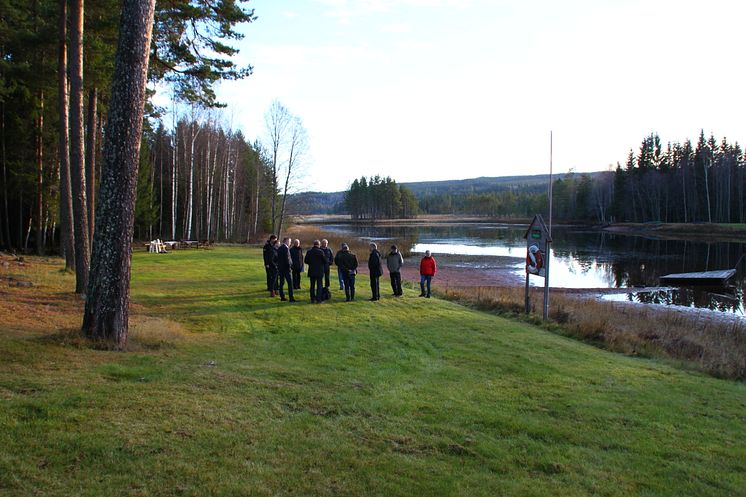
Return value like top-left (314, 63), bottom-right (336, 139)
top-left (1, 246), bottom-right (745, 497)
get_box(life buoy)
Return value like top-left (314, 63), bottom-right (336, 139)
top-left (526, 245), bottom-right (544, 274)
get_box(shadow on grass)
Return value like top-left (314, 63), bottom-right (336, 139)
top-left (36, 321), bottom-right (184, 352)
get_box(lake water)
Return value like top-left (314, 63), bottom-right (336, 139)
top-left (320, 222), bottom-right (746, 316)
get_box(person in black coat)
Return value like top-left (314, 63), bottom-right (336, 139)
top-left (320, 239), bottom-right (334, 291)
top-left (304, 240), bottom-right (329, 303)
top-left (262, 234), bottom-right (278, 296)
top-left (276, 237), bottom-right (296, 302)
top-left (289, 239), bottom-right (304, 289)
top-left (334, 243), bottom-right (358, 301)
top-left (368, 242), bottom-right (384, 301)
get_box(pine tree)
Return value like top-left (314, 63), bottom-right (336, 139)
top-left (83, 0), bottom-right (157, 347)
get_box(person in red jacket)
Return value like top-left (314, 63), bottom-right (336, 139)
top-left (419, 250), bottom-right (437, 298)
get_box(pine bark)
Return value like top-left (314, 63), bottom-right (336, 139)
top-left (69, 0), bottom-right (90, 292)
top-left (58, 0), bottom-right (75, 269)
top-left (86, 87), bottom-right (97, 243)
top-left (35, 92), bottom-right (44, 255)
top-left (1, 102), bottom-right (10, 248)
top-left (82, 0), bottom-right (157, 347)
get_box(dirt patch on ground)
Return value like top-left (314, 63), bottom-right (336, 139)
top-left (0, 254), bottom-right (187, 350)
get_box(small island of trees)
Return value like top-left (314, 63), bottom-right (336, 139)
top-left (345, 176), bottom-right (419, 220)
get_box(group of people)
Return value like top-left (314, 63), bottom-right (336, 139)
top-left (262, 235), bottom-right (438, 304)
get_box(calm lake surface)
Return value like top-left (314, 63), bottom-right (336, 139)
top-left (320, 222), bottom-right (746, 316)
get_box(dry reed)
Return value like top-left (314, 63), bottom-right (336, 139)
top-left (442, 285), bottom-right (746, 380)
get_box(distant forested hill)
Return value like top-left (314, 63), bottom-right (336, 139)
top-left (286, 191), bottom-right (347, 214)
top-left (400, 174), bottom-right (556, 196)
top-left (287, 173), bottom-right (602, 215)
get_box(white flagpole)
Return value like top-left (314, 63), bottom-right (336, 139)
top-left (544, 131), bottom-right (553, 320)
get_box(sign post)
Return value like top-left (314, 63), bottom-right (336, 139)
top-left (524, 214), bottom-right (552, 319)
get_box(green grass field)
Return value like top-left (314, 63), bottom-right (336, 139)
top-left (1, 246), bottom-right (745, 496)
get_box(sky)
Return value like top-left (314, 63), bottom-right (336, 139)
top-left (201, 0), bottom-right (746, 193)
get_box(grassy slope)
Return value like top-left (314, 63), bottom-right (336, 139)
top-left (1, 247), bottom-right (745, 497)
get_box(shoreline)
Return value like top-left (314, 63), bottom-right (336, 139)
top-left (290, 220), bottom-right (746, 323)
top-left (600, 222), bottom-right (746, 241)
top-left (294, 214), bottom-right (746, 241)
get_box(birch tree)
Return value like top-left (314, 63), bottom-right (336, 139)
top-left (265, 100), bottom-right (290, 234)
top-left (276, 116), bottom-right (308, 237)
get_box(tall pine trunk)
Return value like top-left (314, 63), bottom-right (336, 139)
top-left (1, 101), bottom-right (10, 249)
top-left (58, 0), bottom-right (74, 269)
top-left (69, 0), bottom-right (90, 293)
top-left (35, 90), bottom-right (44, 255)
top-left (86, 87), bottom-right (97, 242)
top-left (82, 0), bottom-right (156, 348)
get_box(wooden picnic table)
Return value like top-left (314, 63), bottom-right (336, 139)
top-left (163, 241), bottom-right (180, 250)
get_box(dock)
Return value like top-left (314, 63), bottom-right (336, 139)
top-left (659, 269), bottom-right (737, 286)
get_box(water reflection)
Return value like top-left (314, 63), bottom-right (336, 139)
top-left (320, 222), bottom-right (746, 314)
top-left (604, 287), bottom-right (745, 316)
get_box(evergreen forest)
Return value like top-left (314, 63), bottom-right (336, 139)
top-left (339, 132), bottom-right (745, 224)
top-left (0, 0), bottom-right (289, 259)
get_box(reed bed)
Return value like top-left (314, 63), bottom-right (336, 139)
top-left (442, 285), bottom-right (746, 380)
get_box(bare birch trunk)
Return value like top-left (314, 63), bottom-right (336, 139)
top-left (82, 0), bottom-right (156, 347)
top-left (204, 130), bottom-right (211, 240)
top-left (185, 122), bottom-right (199, 240)
top-left (230, 150), bottom-right (238, 240)
top-left (157, 141), bottom-right (162, 235)
top-left (170, 122), bottom-right (177, 240)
